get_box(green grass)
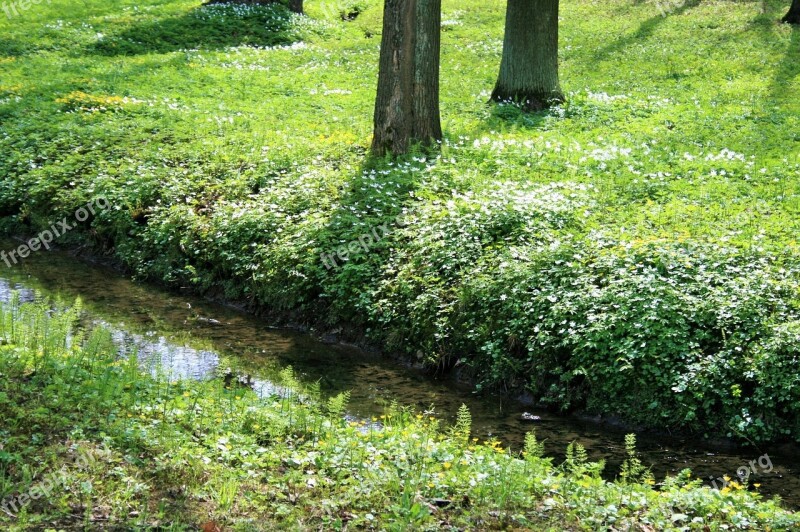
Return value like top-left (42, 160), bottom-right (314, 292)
top-left (1, 0), bottom-right (800, 443)
top-left (1, 299), bottom-right (798, 530)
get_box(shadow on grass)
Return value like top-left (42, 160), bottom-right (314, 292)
top-left (487, 101), bottom-right (549, 128)
top-left (592, 0), bottom-right (701, 61)
top-left (462, 100), bottom-right (550, 138)
top-left (745, 13), bottom-right (800, 146)
top-left (87, 2), bottom-right (300, 56)
top-left (308, 149), bottom-right (424, 325)
top-left (770, 23), bottom-right (800, 99)
top-left (0, 37), bottom-right (33, 57)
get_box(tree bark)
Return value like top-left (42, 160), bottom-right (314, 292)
top-left (783, 0), bottom-right (800, 24)
top-left (371, 0), bottom-right (442, 156)
top-left (411, 0), bottom-right (442, 146)
top-left (491, 0), bottom-right (563, 112)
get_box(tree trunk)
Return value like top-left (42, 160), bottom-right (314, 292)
top-left (784, 0), bottom-right (800, 24)
top-left (491, 0), bottom-right (563, 112)
top-left (371, 0), bottom-right (442, 156)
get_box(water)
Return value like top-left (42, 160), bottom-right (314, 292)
top-left (1, 238), bottom-right (798, 508)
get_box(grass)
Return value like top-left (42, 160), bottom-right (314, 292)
top-left (1, 299), bottom-right (799, 530)
top-left (1, 0), bottom-right (800, 443)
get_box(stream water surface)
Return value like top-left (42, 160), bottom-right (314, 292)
top-left (1, 239), bottom-right (798, 508)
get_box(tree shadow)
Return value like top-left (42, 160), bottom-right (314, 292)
top-left (463, 100), bottom-right (550, 136)
top-left (760, 22), bottom-right (800, 149)
top-left (87, 2), bottom-right (300, 56)
top-left (488, 101), bottom-right (549, 128)
top-left (0, 37), bottom-right (33, 57)
top-left (740, 11), bottom-right (800, 148)
top-left (307, 150), bottom-right (426, 327)
top-left (769, 23), bottom-right (800, 101)
top-left (592, 0), bottom-right (701, 62)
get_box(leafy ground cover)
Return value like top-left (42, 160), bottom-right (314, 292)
top-left (1, 300), bottom-right (798, 530)
top-left (1, 0), bottom-right (800, 443)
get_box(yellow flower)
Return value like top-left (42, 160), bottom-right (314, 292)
top-left (443, 462), bottom-right (452, 470)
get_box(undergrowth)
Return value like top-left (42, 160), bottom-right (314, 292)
top-left (0, 300), bottom-right (798, 530)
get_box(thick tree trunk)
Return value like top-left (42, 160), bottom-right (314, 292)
top-left (371, 0), bottom-right (442, 156)
top-left (411, 0), bottom-right (442, 146)
top-left (784, 0), bottom-right (800, 24)
top-left (491, 0), bottom-right (563, 111)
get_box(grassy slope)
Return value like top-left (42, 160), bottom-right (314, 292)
top-left (1, 301), bottom-right (798, 530)
top-left (1, 0), bottom-right (800, 443)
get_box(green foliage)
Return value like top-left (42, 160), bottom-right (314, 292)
top-left (1, 302), bottom-right (798, 529)
top-left (450, 403), bottom-right (472, 444)
top-left (314, 0), bottom-right (379, 21)
top-left (620, 434), bottom-right (653, 485)
top-left (326, 390), bottom-right (350, 418)
top-left (2, 0), bottom-right (800, 444)
top-left (523, 431), bottom-right (545, 461)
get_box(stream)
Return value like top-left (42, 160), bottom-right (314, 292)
top-left (1, 238), bottom-right (798, 508)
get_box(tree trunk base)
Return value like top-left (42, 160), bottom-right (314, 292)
top-left (490, 88), bottom-right (564, 112)
top-left (783, 10), bottom-right (800, 25)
